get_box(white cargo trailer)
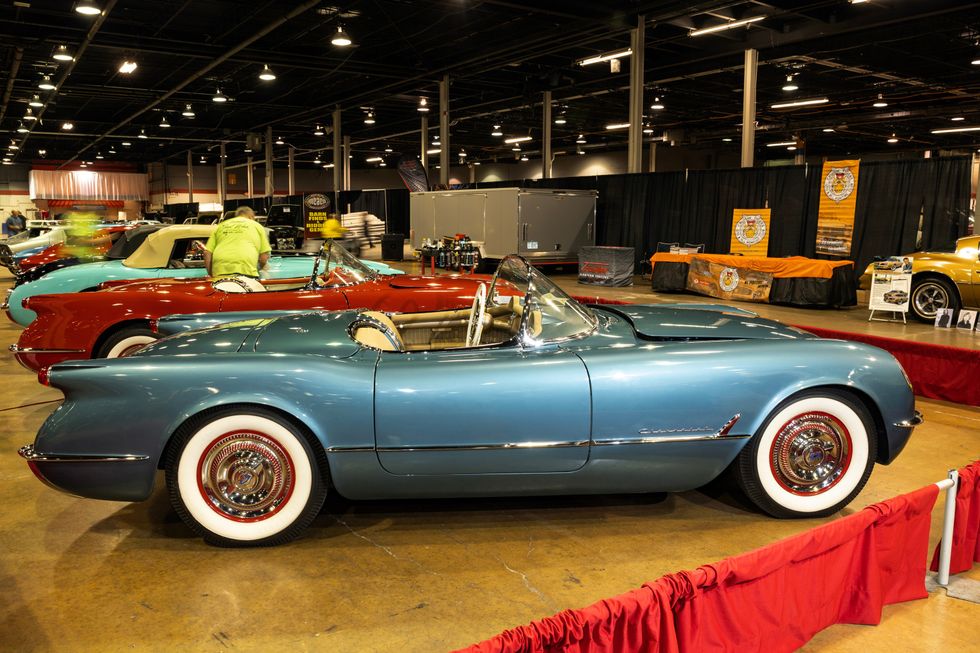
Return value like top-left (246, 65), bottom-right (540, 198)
top-left (410, 187), bottom-right (597, 267)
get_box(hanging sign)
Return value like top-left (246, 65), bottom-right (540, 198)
top-left (729, 208), bottom-right (771, 256)
top-left (397, 156), bottom-right (430, 193)
top-left (815, 159), bottom-right (860, 256)
top-left (302, 193), bottom-right (332, 238)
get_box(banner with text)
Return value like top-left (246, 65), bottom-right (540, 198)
top-left (302, 193), bottom-right (332, 238)
top-left (730, 208), bottom-right (771, 256)
top-left (686, 257), bottom-right (773, 303)
top-left (816, 159), bottom-right (860, 256)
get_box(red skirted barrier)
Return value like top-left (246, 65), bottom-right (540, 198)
top-left (457, 486), bottom-right (939, 653)
top-left (789, 325), bottom-right (980, 407)
top-left (930, 460), bottom-right (980, 576)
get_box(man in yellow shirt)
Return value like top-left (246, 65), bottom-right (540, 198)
top-left (204, 206), bottom-right (271, 277)
top-left (321, 213), bottom-right (347, 239)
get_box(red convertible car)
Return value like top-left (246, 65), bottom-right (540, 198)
top-left (12, 240), bottom-right (487, 373)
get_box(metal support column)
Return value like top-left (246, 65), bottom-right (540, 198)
top-left (343, 135), bottom-right (351, 191)
top-left (543, 90), bottom-right (553, 179)
top-left (186, 150), bottom-right (194, 203)
top-left (627, 16), bottom-right (645, 174)
top-left (332, 108), bottom-right (342, 192)
top-left (439, 74), bottom-right (449, 186)
top-left (648, 141), bottom-right (657, 172)
top-left (218, 142), bottom-right (226, 205)
top-left (288, 146), bottom-right (295, 196)
top-left (741, 48), bottom-right (758, 168)
top-left (264, 126), bottom-right (274, 198)
top-left (246, 156), bottom-right (253, 197)
top-left (420, 115), bottom-right (428, 172)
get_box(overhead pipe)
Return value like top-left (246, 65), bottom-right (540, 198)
top-left (0, 46), bottom-right (24, 127)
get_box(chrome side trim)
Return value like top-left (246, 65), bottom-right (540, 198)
top-left (376, 440), bottom-right (589, 453)
top-left (893, 410), bottom-right (924, 428)
top-left (594, 433), bottom-right (750, 446)
top-left (323, 446), bottom-right (375, 453)
top-left (9, 344), bottom-right (87, 354)
top-left (18, 444), bottom-right (149, 463)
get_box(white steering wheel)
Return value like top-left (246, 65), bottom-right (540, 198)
top-left (466, 283), bottom-right (488, 347)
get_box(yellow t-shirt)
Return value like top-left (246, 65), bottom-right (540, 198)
top-left (205, 217), bottom-right (272, 277)
top-left (321, 217), bottom-right (347, 239)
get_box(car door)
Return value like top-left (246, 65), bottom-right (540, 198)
top-left (374, 344), bottom-right (591, 475)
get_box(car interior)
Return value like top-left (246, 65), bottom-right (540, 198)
top-left (167, 239), bottom-right (207, 269)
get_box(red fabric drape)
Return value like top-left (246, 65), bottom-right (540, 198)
top-left (458, 485), bottom-right (939, 653)
top-left (930, 460), bottom-right (980, 575)
top-left (46, 199), bottom-right (126, 209)
top-left (796, 325), bottom-right (980, 407)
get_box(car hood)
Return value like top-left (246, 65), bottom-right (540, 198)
top-left (597, 304), bottom-right (816, 341)
top-left (138, 310), bottom-right (362, 359)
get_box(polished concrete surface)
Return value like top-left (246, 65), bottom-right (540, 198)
top-left (1, 259), bottom-right (978, 652)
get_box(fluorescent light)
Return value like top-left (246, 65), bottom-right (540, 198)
top-left (182, 104), bottom-right (195, 117)
top-left (323, 163), bottom-right (334, 168)
top-left (972, 58), bottom-right (980, 65)
top-left (259, 64), bottom-right (276, 81)
top-left (473, 161), bottom-right (481, 166)
top-left (766, 141), bottom-right (797, 147)
top-left (75, 1), bottom-right (101, 15)
top-left (426, 148), bottom-right (441, 154)
top-left (605, 123), bottom-right (630, 130)
top-left (38, 75), bottom-right (56, 90)
top-left (365, 156), bottom-right (383, 162)
top-left (770, 97), bottom-right (828, 109)
top-left (504, 136), bottom-right (532, 144)
top-left (119, 60), bottom-right (138, 74)
top-left (212, 88), bottom-right (228, 102)
top-left (689, 16), bottom-right (765, 37)
top-left (722, 137), bottom-right (733, 142)
top-left (577, 49), bottom-right (631, 66)
top-left (787, 145), bottom-right (797, 151)
top-left (931, 126), bottom-right (980, 134)
top-left (822, 127), bottom-right (835, 132)
top-left (331, 25), bottom-right (352, 47)
top-left (52, 44), bottom-right (74, 62)
top-left (121, 141), bottom-right (131, 146)
top-left (950, 117), bottom-right (965, 121)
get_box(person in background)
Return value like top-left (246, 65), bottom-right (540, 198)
top-left (203, 206), bottom-right (271, 278)
top-left (321, 212), bottom-right (347, 239)
top-left (361, 212), bottom-right (373, 248)
top-left (5, 210), bottom-right (26, 236)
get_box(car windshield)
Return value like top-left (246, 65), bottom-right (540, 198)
top-left (312, 239), bottom-right (378, 287)
top-left (488, 256), bottom-right (597, 344)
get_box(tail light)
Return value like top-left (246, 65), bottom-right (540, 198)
top-left (37, 367), bottom-right (50, 386)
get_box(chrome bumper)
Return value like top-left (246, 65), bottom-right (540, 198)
top-left (1, 288), bottom-right (11, 310)
top-left (893, 410), bottom-right (924, 428)
top-left (18, 444), bottom-right (148, 463)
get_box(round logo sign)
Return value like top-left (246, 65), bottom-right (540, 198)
top-left (734, 214), bottom-right (766, 247)
top-left (719, 267), bottom-right (740, 292)
top-left (823, 167), bottom-right (855, 203)
top-left (304, 193), bottom-right (330, 210)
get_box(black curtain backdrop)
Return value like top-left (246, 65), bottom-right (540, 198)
top-left (466, 156), bottom-right (972, 269)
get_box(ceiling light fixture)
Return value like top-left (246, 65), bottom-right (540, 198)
top-left (159, 116), bottom-right (170, 128)
top-left (472, 161), bottom-right (481, 166)
top-left (722, 137), bottom-right (733, 142)
top-left (887, 133), bottom-right (899, 143)
top-left (766, 141), bottom-right (797, 147)
top-left (950, 117), bottom-right (965, 121)
top-left (643, 124), bottom-right (654, 134)
top-left (16, 123), bottom-right (28, 133)
top-left (8, 141), bottom-right (19, 150)
top-left (491, 124), bottom-right (503, 137)
top-left (138, 128), bottom-right (147, 139)
top-left (74, 1), bottom-right (101, 15)
top-left (61, 121), bottom-right (74, 130)
top-left (605, 122), bottom-right (630, 130)
top-left (576, 134), bottom-right (586, 144)
top-left (520, 155), bottom-right (529, 161)
top-left (96, 152), bottom-right (105, 159)
top-left (364, 110), bottom-right (375, 125)
top-left (577, 49), bottom-right (632, 66)
top-left (770, 97), bottom-right (829, 109)
top-left (275, 137), bottom-right (285, 145)
top-left (212, 88), bottom-right (228, 103)
top-left (418, 97), bottom-right (429, 112)
top-left (182, 104), bottom-right (195, 117)
top-left (930, 126), bottom-right (980, 134)
top-left (554, 112), bottom-right (567, 125)
top-left (504, 135), bottom-right (533, 144)
top-left (314, 124), bottom-right (325, 136)
top-left (872, 94), bottom-right (888, 108)
top-left (28, 94), bottom-right (43, 107)
top-left (458, 149), bottom-right (466, 158)
top-left (38, 75), bottom-right (56, 90)
top-left (258, 64), bottom-right (276, 81)
top-left (323, 163), bottom-right (334, 168)
top-left (650, 97), bottom-right (665, 110)
top-left (313, 156), bottom-right (321, 164)
top-left (426, 148), bottom-right (441, 155)
top-left (331, 25), bottom-right (352, 47)
top-left (24, 108), bottom-right (37, 121)
top-left (787, 145), bottom-right (797, 151)
top-left (822, 127), bottom-right (835, 132)
top-left (512, 145), bottom-right (521, 152)
top-left (52, 44), bottom-right (74, 62)
top-left (689, 15), bottom-right (765, 37)
top-left (121, 141), bottom-right (131, 146)
top-left (366, 156), bottom-right (383, 162)
top-left (384, 145), bottom-right (393, 153)
top-left (782, 75), bottom-right (798, 92)
top-left (118, 59), bottom-right (137, 74)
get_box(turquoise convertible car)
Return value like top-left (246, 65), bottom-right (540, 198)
top-left (20, 256), bottom-right (921, 547)
top-left (3, 224), bottom-right (403, 326)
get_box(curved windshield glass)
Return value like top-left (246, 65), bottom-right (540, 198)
top-left (488, 256), bottom-right (597, 344)
top-left (312, 239), bottom-right (378, 287)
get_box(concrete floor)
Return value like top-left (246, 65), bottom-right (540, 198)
top-left (1, 258), bottom-right (978, 652)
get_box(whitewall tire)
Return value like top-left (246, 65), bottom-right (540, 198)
top-left (165, 408), bottom-right (327, 547)
top-left (735, 391), bottom-right (876, 518)
top-left (98, 327), bottom-right (159, 358)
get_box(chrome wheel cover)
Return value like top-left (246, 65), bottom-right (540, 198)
top-left (913, 282), bottom-right (948, 318)
top-left (199, 432), bottom-right (294, 521)
top-left (770, 411), bottom-right (851, 495)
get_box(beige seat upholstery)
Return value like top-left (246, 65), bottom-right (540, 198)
top-left (213, 276), bottom-right (267, 293)
top-left (353, 311), bottom-right (405, 351)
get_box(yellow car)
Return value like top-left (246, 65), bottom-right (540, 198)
top-left (861, 235), bottom-right (980, 322)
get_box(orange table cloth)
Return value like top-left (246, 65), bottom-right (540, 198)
top-left (650, 253), bottom-right (853, 279)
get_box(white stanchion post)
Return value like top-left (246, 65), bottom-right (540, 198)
top-left (936, 469), bottom-right (959, 587)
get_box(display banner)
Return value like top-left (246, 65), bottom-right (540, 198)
top-left (686, 257), bottom-right (773, 303)
top-left (868, 257), bottom-right (912, 314)
top-left (397, 156), bottom-right (430, 193)
top-left (302, 193), bottom-right (332, 238)
top-left (816, 159), bottom-right (860, 256)
top-left (730, 208), bottom-right (771, 256)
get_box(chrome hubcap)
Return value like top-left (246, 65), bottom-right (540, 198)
top-left (913, 283), bottom-right (947, 317)
top-left (770, 412), bottom-right (850, 494)
top-left (199, 432), bottom-right (292, 521)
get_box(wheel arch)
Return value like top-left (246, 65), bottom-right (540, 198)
top-left (92, 318), bottom-right (154, 358)
top-left (912, 270), bottom-right (961, 299)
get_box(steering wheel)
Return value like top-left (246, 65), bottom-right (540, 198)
top-left (465, 283), bottom-right (488, 347)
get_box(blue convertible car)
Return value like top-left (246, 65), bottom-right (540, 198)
top-left (20, 256), bottom-right (921, 547)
